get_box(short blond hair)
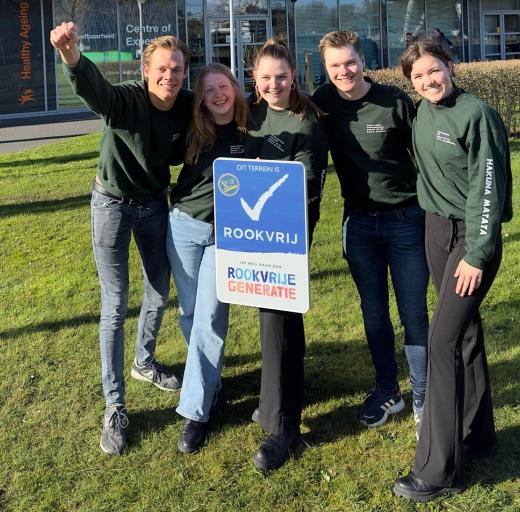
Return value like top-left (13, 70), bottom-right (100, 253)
top-left (319, 30), bottom-right (363, 61)
top-left (142, 35), bottom-right (190, 69)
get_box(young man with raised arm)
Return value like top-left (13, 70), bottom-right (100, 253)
top-left (50, 22), bottom-right (193, 455)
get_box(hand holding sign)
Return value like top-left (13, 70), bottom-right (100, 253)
top-left (50, 22), bottom-right (80, 67)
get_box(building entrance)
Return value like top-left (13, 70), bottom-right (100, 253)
top-left (482, 11), bottom-right (520, 60)
top-left (208, 16), bottom-right (271, 93)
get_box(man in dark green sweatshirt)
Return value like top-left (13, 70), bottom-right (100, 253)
top-left (313, 30), bottom-right (429, 437)
top-left (50, 22), bottom-right (193, 455)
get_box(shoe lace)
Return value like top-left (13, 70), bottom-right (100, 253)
top-left (108, 409), bottom-right (129, 430)
top-left (150, 360), bottom-right (173, 383)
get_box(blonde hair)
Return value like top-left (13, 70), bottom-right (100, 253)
top-left (185, 63), bottom-right (248, 165)
top-left (142, 35), bottom-right (190, 71)
top-left (253, 38), bottom-right (320, 120)
top-left (319, 30), bottom-right (364, 61)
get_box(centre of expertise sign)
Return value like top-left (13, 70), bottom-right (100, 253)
top-left (213, 157), bottom-right (310, 313)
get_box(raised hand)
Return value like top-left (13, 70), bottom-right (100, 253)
top-left (50, 21), bottom-right (80, 66)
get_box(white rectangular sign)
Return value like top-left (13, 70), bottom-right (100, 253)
top-left (213, 157), bottom-right (309, 313)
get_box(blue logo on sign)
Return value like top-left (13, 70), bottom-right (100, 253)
top-left (218, 173), bottom-right (240, 196)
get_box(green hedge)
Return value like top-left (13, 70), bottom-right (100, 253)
top-left (367, 60), bottom-right (520, 137)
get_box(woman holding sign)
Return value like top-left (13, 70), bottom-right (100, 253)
top-left (246, 38), bottom-right (328, 470)
top-left (166, 63), bottom-right (248, 453)
top-left (393, 40), bottom-right (512, 501)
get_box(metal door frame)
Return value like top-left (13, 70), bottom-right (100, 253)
top-left (206, 15), bottom-right (272, 90)
top-left (481, 10), bottom-right (519, 60)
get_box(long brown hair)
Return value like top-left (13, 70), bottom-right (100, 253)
top-left (253, 38), bottom-right (321, 120)
top-left (185, 63), bottom-right (248, 165)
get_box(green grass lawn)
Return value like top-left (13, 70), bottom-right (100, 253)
top-left (0, 137), bottom-right (519, 512)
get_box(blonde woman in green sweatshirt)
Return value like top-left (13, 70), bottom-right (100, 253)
top-left (394, 40), bottom-right (512, 502)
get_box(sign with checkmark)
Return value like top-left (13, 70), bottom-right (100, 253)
top-left (213, 157), bottom-right (309, 313)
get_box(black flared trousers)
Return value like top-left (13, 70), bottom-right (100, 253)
top-left (413, 212), bottom-right (501, 487)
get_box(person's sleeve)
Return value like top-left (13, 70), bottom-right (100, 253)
top-left (294, 113), bottom-right (329, 205)
top-left (63, 54), bottom-right (121, 119)
top-left (464, 108), bottom-right (510, 268)
top-left (398, 89), bottom-right (415, 153)
top-left (170, 92), bottom-right (194, 165)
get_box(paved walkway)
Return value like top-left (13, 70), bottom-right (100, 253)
top-left (0, 112), bottom-right (102, 154)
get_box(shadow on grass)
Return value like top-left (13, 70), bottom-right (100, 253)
top-left (489, 353), bottom-right (520, 408)
top-left (0, 151), bottom-right (99, 169)
top-left (469, 424), bottom-right (520, 485)
top-left (126, 405), bottom-right (179, 448)
top-left (0, 194), bottom-right (91, 219)
top-left (502, 231), bottom-right (520, 244)
top-left (485, 299), bottom-right (520, 407)
top-left (0, 299), bottom-right (179, 341)
top-left (212, 339), bottom-right (402, 443)
top-left (2, 165), bottom-right (95, 180)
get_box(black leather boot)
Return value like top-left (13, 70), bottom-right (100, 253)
top-left (393, 472), bottom-right (464, 502)
top-left (252, 430), bottom-right (302, 470)
top-left (178, 419), bottom-right (207, 454)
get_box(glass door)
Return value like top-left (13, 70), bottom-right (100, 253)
top-left (239, 18), bottom-right (268, 93)
top-left (504, 13), bottom-right (520, 59)
top-left (208, 16), bottom-right (270, 93)
top-left (482, 12), bottom-right (520, 60)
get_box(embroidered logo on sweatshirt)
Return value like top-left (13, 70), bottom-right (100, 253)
top-left (171, 133), bottom-right (180, 142)
top-left (480, 159), bottom-right (494, 235)
top-left (366, 124), bottom-right (387, 134)
top-left (435, 130), bottom-right (456, 145)
top-left (229, 144), bottom-right (245, 156)
top-left (267, 135), bottom-right (285, 152)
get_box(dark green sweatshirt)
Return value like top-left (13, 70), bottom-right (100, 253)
top-left (413, 90), bottom-right (513, 268)
top-left (245, 99), bottom-right (328, 205)
top-left (64, 54), bottom-right (193, 200)
top-left (312, 80), bottom-right (417, 210)
top-left (171, 121), bottom-right (245, 222)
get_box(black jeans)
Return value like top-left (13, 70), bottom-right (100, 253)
top-left (257, 201), bottom-right (320, 434)
top-left (413, 213), bottom-right (501, 487)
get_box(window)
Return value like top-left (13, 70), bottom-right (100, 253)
top-left (387, 0), bottom-right (425, 67)
top-left (340, 0), bottom-right (382, 69)
top-left (295, 0), bottom-right (339, 90)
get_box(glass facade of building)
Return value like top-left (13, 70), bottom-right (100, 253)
top-left (0, 0), bottom-right (518, 118)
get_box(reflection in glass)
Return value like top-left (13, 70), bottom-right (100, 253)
top-left (425, 0), bottom-right (463, 61)
top-left (387, 0), bottom-right (425, 67)
top-left (210, 20), bottom-right (232, 69)
top-left (484, 14), bottom-right (500, 33)
top-left (53, 0), bottom-right (119, 109)
top-left (241, 19), bottom-right (268, 93)
top-left (480, 0), bottom-right (519, 8)
top-left (504, 14), bottom-right (520, 57)
top-left (295, 0), bottom-right (338, 90)
top-left (207, 0), bottom-right (268, 16)
top-left (188, 17), bottom-right (205, 86)
top-left (339, 0), bottom-right (381, 69)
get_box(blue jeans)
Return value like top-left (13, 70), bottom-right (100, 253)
top-left (91, 189), bottom-right (171, 407)
top-left (166, 208), bottom-right (229, 423)
top-left (342, 204), bottom-right (429, 399)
